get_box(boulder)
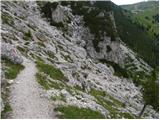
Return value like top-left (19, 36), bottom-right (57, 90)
top-left (1, 43), bottom-right (23, 64)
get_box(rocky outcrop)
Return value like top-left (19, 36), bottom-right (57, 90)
top-left (51, 5), bottom-right (73, 23)
top-left (1, 43), bottom-right (23, 64)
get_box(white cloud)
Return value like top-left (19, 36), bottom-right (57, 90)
top-left (111, 0), bottom-right (147, 5)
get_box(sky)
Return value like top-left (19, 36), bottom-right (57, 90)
top-left (111, 0), bottom-right (148, 5)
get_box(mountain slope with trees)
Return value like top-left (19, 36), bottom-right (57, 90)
top-left (121, 1), bottom-right (159, 51)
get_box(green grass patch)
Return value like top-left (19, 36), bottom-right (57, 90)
top-left (119, 112), bottom-right (134, 119)
top-left (36, 61), bottom-right (68, 81)
top-left (90, 88), bottom-right (106, 97)
top-left (36, 73), bottom-right (66, 90)
top-left (107, 94), bottom-right (126, 108)
top-left (89, 88), bottom-right (128, 118)
top-left (23, 30), bottom-right (32, 41)
top-left (89, 89), bottom-right (119, 118)
top-left (49, 80), bottom-right (66, 89)
top-left (95, 96), bottom-right (131, 118)
top-left (36, 73), bottom-right (50, 90)
top-left (74, 85), bottom-right (84, 92)
top-left (55, 106), bottom-right (105, 119)
top-left (90, 88), bottom-right (125, 107)
top-left (2, 12), bottom-right (14, 25)
top-left (3, 58), bottom-right (24, 79)
top-left (96, 96), bottom-right (118, 118)
top-left (1, 84), bottom-right (12, 119)
top-left (1, 103), bottom-right (12, 118)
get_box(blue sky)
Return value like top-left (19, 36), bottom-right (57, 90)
top-left (111, 0), bottom-right (148, 5)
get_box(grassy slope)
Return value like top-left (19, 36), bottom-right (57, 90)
top-left (121, 1), bottom-right (159, 37)
top-left (36, 61), bottom-right (68, 81)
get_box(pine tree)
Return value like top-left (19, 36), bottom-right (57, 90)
top-left (139, 70), bottom-right (159, 117)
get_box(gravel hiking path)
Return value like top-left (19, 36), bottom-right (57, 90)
top-left (8, 58), bottom-right (56, 119)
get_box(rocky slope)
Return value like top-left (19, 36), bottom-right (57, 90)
top-left (1, 1), bottom-right (158, 119)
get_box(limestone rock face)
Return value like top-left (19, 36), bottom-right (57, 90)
top-left (1, 43), bottom-right (23, 64)
top-left (51, 5), bottom-right (73, 23)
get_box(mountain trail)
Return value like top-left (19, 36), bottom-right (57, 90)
top-left (8, 58), bottom-right (56, 119)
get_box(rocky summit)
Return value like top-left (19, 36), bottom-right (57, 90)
top-left (1, 1), bottom-right (159, 119)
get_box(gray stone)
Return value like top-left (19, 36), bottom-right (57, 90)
top-left (1, 43), bottom-right (23, 64)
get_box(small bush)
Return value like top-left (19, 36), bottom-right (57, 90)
top-left (99, 59), bottom-right (129, 78)
top-left (50, 21), bottom-right (64, 27)
top-left (106, 45), bottom-right (112, 52)
top-left (46, 51), bottom-right (55, 59)
top-left (92, 37), bottom-right (101, 52)
top-left (23, 30), bottom-right (32, 41)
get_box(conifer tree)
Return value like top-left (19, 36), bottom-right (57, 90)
top-left (139, 70), bottom-right (159, 117)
